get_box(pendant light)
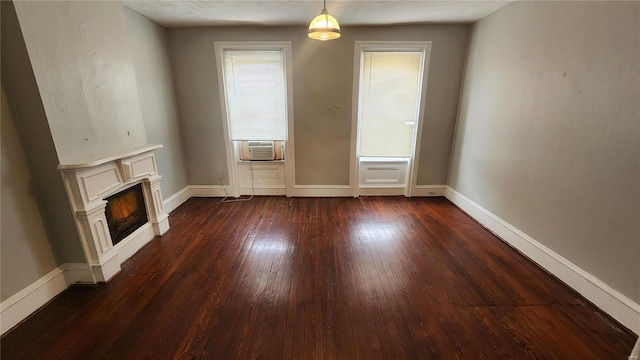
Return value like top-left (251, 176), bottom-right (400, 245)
top-left (308, 0), bottom-right (341, 41)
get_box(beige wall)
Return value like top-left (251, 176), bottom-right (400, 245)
top-left (168, 25), bottom-right (468, 186)
top-left (124, 7), bottom-right (189, 196)
top-left (449, 1), bottom-right (640, 303)
top-left (1, 86), bottom-right (59, 301)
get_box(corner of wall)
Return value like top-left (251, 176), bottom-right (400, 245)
top-left (445, 185), bottom-right (640, 335)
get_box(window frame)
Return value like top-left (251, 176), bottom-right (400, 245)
top-left (215, 41), bottom-right (295, 197)
top-left (350, 41), bottom-right (432, 197)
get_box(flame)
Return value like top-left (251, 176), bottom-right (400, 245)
top-left (109, 191), bottom-right (137, 220)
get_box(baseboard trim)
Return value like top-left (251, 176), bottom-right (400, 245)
top-left (163, 186), bottom-right (191, 213)
top-left (631, 337), bottom-right (640, 360)
top-left (188, 185), bottom-right (286, 198)
top-left (189, 184), bottom-right (357, 198)
top-left (189, 185), bottom-right (229, 197)
top-left (0, 262), bottom-right (104, 335)
top-left (412, 185), bottom-right (447, 197)
top-left (445, 186), bottom-right (640, 335)
top-left (291, 185), bottom-right (354, 197)
top-left (170, 184), bottom-right (446, 199)
top-left (240, 187), bottom-right (286, 196)
top-left (0, 266), bottom-right (67, 335)
top-left (359, 187), bottom-right (405, 196)
top-left (61, 263), bottom-right (94, 284)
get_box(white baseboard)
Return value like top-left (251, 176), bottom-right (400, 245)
top-left (445, 186), bottom-right (640, 335)
top-left (631, 337), bottom-right (640, 360)
top-left (61, 263), bottom-right (94, 284)
top-left (358, 184), bottom-right (447, 197)
top-left (240, 186), bottom-right (285, 196)
top-left (291, 185), bottom-right (354, 197)
top-left (0, 261), bottom-right (108, 335)
top-left (189, 185), bottom-right (286, 197)
top-left (359, 186), bottom-right (406, 196)
top-left (189, 184), bottom-right (357, 198)
top-left (163, 185), bottom-right (191, 213)
top-left (412, 185), bottom-right (446, 197)
top-left (1, 267), bottom-right (68, 335)
top-left (189, 185), bottom-right (230, 197)
top-left (172, 184), bottom-right (445, 199)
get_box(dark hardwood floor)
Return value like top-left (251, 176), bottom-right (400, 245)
top-left (1, 196), bottom-right (636, 359)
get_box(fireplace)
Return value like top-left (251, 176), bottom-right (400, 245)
top-left (105, 184), bottom-right (148, 246)
top-left (58, 144), bottom-right (170, 282)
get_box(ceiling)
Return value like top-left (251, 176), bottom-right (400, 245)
top-left (124, 1), bottom-right (513, 27)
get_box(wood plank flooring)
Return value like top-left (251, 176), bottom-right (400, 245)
top-left (1, 196), bottom-right (636, 359)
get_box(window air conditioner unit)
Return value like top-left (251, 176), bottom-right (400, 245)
top-left (240, 141), bottom-right (284, 161)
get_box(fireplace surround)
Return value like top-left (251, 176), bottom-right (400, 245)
top-left (58, 144), bottom-right (169, 282)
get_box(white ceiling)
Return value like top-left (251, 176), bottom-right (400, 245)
top-left (124, 1), bottom-right (513, 27)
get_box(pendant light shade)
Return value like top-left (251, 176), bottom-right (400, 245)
top-left (308, 1), bottom-right (341, 41)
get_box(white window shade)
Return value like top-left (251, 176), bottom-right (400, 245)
top-left (359, 52), bottom-right (422, 157)
top-left (223, 50), bottom-right (287, 141)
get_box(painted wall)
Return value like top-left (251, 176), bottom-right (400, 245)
top-left (1, 1), bottom-right (85, 265)
top-left (1, 86), bottom-right (59, 302)
top-left (449, 1), bottom-right (640, 303)
top-left (168, 25), bottom-right (467, 186)
top-left (12, 1), bottom-right (147, 164)
top-left (124, 7), bottom-right (189, 197)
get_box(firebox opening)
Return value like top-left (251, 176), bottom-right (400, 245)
top-left (105, 183), bottom-right (148, 246)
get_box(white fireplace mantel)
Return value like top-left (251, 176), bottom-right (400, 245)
top-left (58, 144), bottom-right (169, 282)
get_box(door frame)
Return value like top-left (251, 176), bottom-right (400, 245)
top-left (350, 41), bottom-right (432, 197)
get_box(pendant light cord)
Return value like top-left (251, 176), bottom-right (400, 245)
top-left (324, 0), bottom-right (328, 23)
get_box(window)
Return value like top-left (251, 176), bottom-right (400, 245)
top-left (221, 50), bottom-right (287, 141)
top-left (352, 41), bottom-right (431, 197)
top-left (359, 51), bottom-right (422, 157)
top-left (215, 42), bottom-right (294, 197)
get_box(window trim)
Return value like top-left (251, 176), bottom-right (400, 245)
top-left (214, 41), bottom-right (295, 197)
top-left (350, 41), bottom-right (432, 197)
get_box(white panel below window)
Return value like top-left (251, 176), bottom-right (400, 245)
top-left (237, 162), bottom-right (285, 189)
top-left (359, 158), bottom-right (409, 188)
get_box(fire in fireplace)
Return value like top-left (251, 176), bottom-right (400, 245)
top-left (105, 183), bottom-right (148, 246)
